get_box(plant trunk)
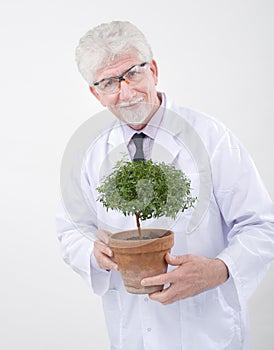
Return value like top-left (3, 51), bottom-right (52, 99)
top-left (135, 213), bottom-right (142, 240)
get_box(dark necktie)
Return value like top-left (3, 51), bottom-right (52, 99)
top-left (132, 133), bottom-right (145, 162)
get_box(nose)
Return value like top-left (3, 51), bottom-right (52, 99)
top-left (119, 80), bottom-right (136, 101)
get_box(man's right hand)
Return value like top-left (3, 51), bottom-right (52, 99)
top-left (93, 230), bottom-right (118, 271)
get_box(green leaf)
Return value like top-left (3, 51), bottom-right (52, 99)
top-left (97, 159), bottom-right (197, 225)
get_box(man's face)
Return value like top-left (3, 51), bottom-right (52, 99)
top-left (89, 55), bottom-right (160, 130)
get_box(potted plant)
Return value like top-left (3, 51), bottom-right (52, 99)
top-left (97, 159), bottom-right (196, 294)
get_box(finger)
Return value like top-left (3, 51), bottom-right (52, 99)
top-left (96, 229), bottom-right (111, 244)
top-left (165, 253), bottom-right (191, 266)
top-left (148, 286), bottom-right (178, 305)
top-left (94, 240), bottom-right (113, 257)
top-left (93, 246), bottom-right (118, 271)
top-left (97, 255), bottom-right (118, 271)
top-left (141, 272), bottom-right (171, 287)
top-left (104, 258), bottom-right (118, 271)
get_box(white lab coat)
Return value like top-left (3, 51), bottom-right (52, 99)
top-left (56, 94), bottom-right (274, 350)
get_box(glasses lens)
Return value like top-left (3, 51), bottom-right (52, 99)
top-left (95, 63), bottom-right (148, 94)
top-left (97, 78), bottom-right (119, 94)
top-left (125, 63), bottom-right (148, 82)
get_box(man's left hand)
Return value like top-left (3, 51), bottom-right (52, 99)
top-left (141, 253), bottom-right (229, 305)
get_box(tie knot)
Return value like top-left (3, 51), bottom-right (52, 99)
top-left (132, 133), bottom-right (146, 162)
top-left (132, 132), bottom-right (146, 141)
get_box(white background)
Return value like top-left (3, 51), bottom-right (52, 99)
top-left (1, 0), bottom-right (274, 349)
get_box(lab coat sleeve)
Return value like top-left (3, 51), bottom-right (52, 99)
top-left (56, 161), bottom-right (111, 296)
top-left (212, 130), bottom-right (274, 307)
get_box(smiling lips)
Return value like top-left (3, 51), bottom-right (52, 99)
top-left (118, 97), bottom-right (144, 108)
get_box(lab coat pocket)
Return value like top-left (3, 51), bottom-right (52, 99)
top-left (182, 287), bottom-right (241, 349)
top-left (201, 288), bottom-right (240, 349)
top-left (102, 289), bottom-right (122, 349)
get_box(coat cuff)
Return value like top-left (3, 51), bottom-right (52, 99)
top-left (90, 253), bottom-right (111, 295)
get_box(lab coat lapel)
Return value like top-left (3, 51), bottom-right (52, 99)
top-left (151, 108), bottom-right (182, 164)
top-left (99, 122), bottom-right (130, 179)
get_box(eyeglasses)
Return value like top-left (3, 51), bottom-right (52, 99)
top-left (93, 62), bottom-right (149, 95)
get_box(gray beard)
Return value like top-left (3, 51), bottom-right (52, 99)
top-left (118, 103), bottom-right (154, 125)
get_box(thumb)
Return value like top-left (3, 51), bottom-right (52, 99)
top-left (165, 253), bottom-right (190, 266)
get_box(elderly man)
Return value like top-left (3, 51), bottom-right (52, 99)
top-left (57, 21), bottom-right (274, 349)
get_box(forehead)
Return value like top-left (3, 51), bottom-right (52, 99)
top-left (95, 55), bottom-right (141, 81)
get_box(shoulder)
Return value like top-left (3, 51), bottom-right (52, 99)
top-left (167, 97), bottom-right (226, 133)
top-left (163, 95), bottom-right (234, 155)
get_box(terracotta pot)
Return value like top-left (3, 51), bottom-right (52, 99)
top-left (109, 228), bottom-right (174, 294)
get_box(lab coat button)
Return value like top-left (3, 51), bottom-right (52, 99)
top-left (147, 328), bottom-right (152, 332)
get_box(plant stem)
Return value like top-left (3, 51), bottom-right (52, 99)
top-left (135, 213), bottom-right (142, 240)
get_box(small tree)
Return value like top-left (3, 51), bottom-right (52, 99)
top-left (97, 159), bottom-right (197, 239)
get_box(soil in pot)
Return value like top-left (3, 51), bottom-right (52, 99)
top-left (109, 228), bottom-right (174, 294)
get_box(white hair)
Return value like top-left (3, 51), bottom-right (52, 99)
top-left (75, 21), bottom-right (153, 85)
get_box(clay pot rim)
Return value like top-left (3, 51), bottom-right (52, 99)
top-left (109, 228), bottom-right (174, 249)
top-left (110, 228), bottom-right (172, 240)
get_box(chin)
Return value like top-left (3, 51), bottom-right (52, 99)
top-left (128, 121), bottom-right (148, 130)
top-left (118, 104), bottom-right (153, 127)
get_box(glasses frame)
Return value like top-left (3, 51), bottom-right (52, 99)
top-left (93, 62), bottom-right (149, 94)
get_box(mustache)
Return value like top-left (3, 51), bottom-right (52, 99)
top-left (117, 97), bottom-right (144, 108)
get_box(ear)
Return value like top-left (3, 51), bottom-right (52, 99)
top-left (89, 85), bottom-right (99, 99)
top-left (149, 60), bottom-right (159, 85)
top-left (89, 85), bottom-right (106, 106)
